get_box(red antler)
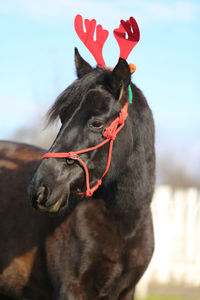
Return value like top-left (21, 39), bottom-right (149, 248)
top-left (74, 14), bottom-right (109, 68)
top-left (113, 17), bottom-right (140, 60)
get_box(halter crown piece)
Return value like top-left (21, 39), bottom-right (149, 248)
top-left (42, 15), bottom-right (140, 198)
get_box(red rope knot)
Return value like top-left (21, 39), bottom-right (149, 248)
top-left (68, 153), bottom-right (79, 160)
top-left (85, 179), bottom-right (102, 198)
top-left (103, 126), bottom-right (117, 140)
top-left (118, 109), bottom-right (128, 125)
top-left (86, 189), bottom-right (93, 198)
top-left (96, 179), bottom-right (102, 188)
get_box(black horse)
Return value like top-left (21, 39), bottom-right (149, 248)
top-left (0, 49), bottom-right (155, 299)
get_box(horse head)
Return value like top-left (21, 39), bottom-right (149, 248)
top-left (28, 16), bottom-right (155, 218)
top-left (28, 49), bottom-right (133, 213)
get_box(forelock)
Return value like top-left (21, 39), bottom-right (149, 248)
top-left (47, 69), bottom-right (108, 125)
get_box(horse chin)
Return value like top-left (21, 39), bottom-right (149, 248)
top-left (37, 192), bottom-right (69, 214)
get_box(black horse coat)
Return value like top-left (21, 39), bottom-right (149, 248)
top-left (0, 50), bottom-right (155, 300)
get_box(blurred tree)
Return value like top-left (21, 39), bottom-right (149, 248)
top-left (11, 109), bottom-right (60, 149)
top-left (157, 153), bottom-right (200, 189)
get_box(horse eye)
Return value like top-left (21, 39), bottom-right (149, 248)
top-left (89, 120), bottom-right (104, 129)
top-left (66, 158), bottom-right (75, 166)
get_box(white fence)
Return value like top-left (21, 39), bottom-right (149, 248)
top-left (136, 186), bottom-right (200, 298)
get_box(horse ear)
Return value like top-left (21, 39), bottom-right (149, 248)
top-left (75, 47), bottom-right (93, 79)
top-left (111, 58), bottom-right (131, 100)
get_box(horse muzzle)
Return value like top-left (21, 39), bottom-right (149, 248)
top-left (28, 177), bottom-right (70, 213)
top-left (35, 183), bottom-right (70, 213)
top-left (27, 158), bottom-right (81, 213)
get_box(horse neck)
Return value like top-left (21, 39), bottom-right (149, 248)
top-left (95, 91), bottom-right (155, 235)
top-left (95, 157), bottom-right (152, 236)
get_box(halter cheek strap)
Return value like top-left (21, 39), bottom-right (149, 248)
top-left (42, 98), bottom-right (130, 198)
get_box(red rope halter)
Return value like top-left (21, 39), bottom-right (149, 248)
top-left (42, 102), bottom-right (128, 198)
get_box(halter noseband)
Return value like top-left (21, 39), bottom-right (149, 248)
top-left (42, 91), bottom-right (131, 198)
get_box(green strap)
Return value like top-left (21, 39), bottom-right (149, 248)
top-left (128, 85), bottom-right (133, 104)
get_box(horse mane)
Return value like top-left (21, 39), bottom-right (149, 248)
top-left (47, 68), bottom-right (110, 125)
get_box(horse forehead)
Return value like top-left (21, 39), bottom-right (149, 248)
top-left (61, 86), bottom-right (112, 132)
top-left (86, 86), bottom-right (112, 102)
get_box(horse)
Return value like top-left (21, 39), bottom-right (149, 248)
top-left (0, 48), bottom-right (155, 300)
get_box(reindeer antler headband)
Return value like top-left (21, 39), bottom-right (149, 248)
top-left (74, 14), bottom-right (140, 71)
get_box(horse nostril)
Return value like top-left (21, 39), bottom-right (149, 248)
top-left (66, 158), bottom-right (75, 166)
top-left (37, 185), bottom-right (49, 205)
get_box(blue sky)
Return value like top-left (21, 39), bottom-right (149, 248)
top-left (0, 0), bottom-right (200, 174)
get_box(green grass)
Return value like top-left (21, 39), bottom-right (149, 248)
top-left (136, 296), bottom-right (189, 300)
